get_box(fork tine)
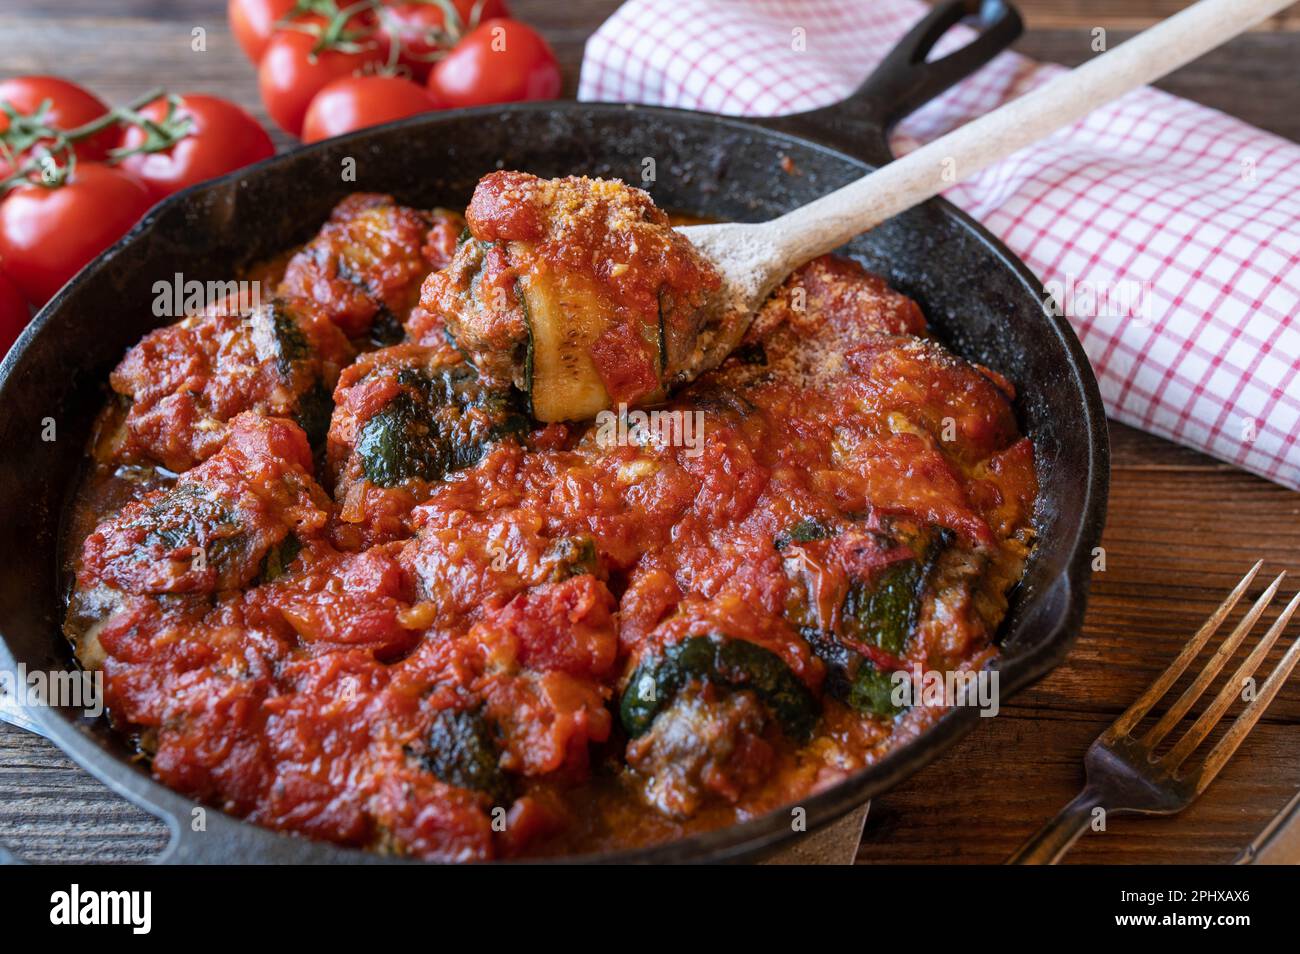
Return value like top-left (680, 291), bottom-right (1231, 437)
top-left (1165, 589), bottom-right (1300, 771)
top-left (1190, 629), bottom-right (1300, 794)
top-left (1141, 572), bottom-right (1284, 749)
top-left (1106, 561), bottom-right (1262, 740)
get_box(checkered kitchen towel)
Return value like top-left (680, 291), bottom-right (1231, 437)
top-left (579, 0), bottom-right (1300, 489)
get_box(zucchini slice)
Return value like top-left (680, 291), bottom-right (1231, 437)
top-left (265, 299), bottom-right (313, 375)
top-left (802, 627), bottom-right (904, 718)
top-left (620, 634), bottom-right (818, 743)
top-left (841, 559), bottom-right (925, 656)
top-left (123, 484), bottom-right (252, 591)
top-left (356, 366), bottom-right (527, 488)
top-left (841, 528), bottom-right (954, 656)
top-left (409, 707), bottom-right (512, 806)
top-left (260, 531), bottom-right (302, 582)
top-left (845, 658), bottom-right (903, 717)
top-left (785, 524), bottom-right (953, 719)
top-left (518, 262), bottom-right (612, 422)
top-left (252, 299), bottom-right (336, 449)
top-left (773, 516), bottom-right (836, 552)
top-left (544, 534), bottom-right (601, 581)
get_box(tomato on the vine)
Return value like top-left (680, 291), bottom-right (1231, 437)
top-left (117, 94), bottom-right (274, 200)
top-left (0, 267), bottom-right (29, 356)
top-left (427, 18), bottom-right (560, 109)
top-left (0, 76), bottom-right (115, 177)
top-left (377, 0), bottom-right (511, 81)
top-left (259, 25), bottom-right (384, 135)
top-left (228, 0), bottom-right (300, 64)
top-left (302, 75), bottom-right (437, 143)
top-left (0, 163), bottom-right (153, 306)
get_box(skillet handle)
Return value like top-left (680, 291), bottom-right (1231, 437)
top-left (854, 0), bottom-right (1023, 134)
top-left (767, 0), bottom-right (1022, 161)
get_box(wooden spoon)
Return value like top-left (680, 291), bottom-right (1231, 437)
top-left (678, 0), bottom-right (1291, 371)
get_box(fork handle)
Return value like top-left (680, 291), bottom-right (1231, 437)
top-left (1006, 786), bottom-right (1103, 864)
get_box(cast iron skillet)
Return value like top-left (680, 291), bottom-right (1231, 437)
top-left (0, 0), bottom-right (1107, 863)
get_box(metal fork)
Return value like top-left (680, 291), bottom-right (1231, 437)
top-left (1009, 561), bottom-right (1300, 864)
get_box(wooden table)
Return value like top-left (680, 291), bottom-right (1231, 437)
top-left (1, 0), bottom-right (1297, 864)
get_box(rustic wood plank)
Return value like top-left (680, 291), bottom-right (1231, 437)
top-left (1015, 0), bottom-right (1300, 30)
top-left (0, 725), bottom-right (168, 863)
top-left (1016, 29), bottom-right (1300, 142)
top-left (0, 18), bottom-right (291, 147)
top-left (6, 0), bottom-right (220, 16)
top-left (858, 712), bottom-right (1300, 864)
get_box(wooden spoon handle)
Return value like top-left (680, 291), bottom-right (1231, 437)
top-left (763, 0), bottom-right (1291, 267)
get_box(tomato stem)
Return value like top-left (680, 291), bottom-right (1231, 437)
top-left (267, 0), bottom-right (481, 72)
top-left (64, 87), bottom-right (167, 141)
top-left (109, 95), bottom-right (195, 162)
top-left (0, 86), bottom-right (180, 195)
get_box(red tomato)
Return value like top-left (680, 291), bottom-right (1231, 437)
top-left (228, 0), bottom-right (299, 63)
top-left (377, 0), bottom-right (511, 81)
top-left (259, 26), bottom-right (384, 136)
top-left (302, 75), bottom-right (437, 143)
top-left (0, 268), bottom-right (29, 357)
top-left (0, 163), bottom-right (152, 306)
top-left (427, 18), bottom-right (560, 108)
top-left (117, 94), bottom-right (275, 200)
top-left (0, 76), bottom-right (115, 176)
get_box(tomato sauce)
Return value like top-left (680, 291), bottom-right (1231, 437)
top-left (62, 180), bottom-right (1037, 860)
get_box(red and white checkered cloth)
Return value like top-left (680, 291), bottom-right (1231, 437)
top-left (579, 0), bottom-right (1300, 489)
